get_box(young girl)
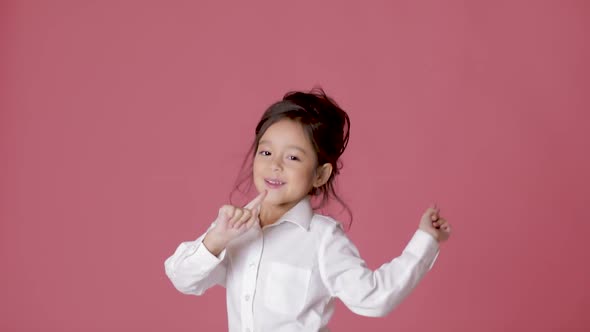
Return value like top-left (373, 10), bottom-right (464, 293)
top-left (164, 88), bottom-right (451, 332)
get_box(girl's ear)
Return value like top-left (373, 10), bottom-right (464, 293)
top-left (313, 163), bottom-right (333, 188)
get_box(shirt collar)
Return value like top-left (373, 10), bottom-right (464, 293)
top-left (272, 196), bottom-right (313, 231)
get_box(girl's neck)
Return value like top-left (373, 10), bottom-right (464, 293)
top-left (259, 201), bottom-right (297, 227)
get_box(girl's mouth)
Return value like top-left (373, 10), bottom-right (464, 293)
top-left (264, 178), bottom-right (285, 189)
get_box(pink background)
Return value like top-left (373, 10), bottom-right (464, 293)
top-left (1, 1), bottom-right (589, 331)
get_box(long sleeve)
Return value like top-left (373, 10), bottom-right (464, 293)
top-left (318, 226), bottom-right (439, 317)
top-left (164, 223), bottom-right (228, 295)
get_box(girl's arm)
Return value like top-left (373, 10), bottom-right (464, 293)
top-left (318, 225), bottom-right (440, 317)
top-left (164, 223), bottom-right (228, 295)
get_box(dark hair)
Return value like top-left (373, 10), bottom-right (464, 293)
top-left (231, 87), bottom-right (352, 227)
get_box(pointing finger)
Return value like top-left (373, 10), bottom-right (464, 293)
top-left (244, 190), bottom-right (267, 210)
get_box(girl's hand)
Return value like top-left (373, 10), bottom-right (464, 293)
top-left (203, 190), bottom-right (267, 256)
top-left (419, 204), bottom-right (451, 243)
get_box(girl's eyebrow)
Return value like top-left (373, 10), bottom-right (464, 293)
top-left (259, 140), bottom-right (308, 155)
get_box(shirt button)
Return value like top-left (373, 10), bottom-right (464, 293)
top-left (249, 262), bottom-right (256, 268)
top-left (245, 329), bottom-right (251, 332)
top-left (244, 294), bottom-right (250, 301)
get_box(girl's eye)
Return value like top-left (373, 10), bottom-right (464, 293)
top-left (259, 150), bottom-right (271, 156)
top-left (287, 155), bottom-right (300, 161)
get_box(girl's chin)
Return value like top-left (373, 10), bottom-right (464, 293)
top-left (259, 192), bottom-right (284, 204)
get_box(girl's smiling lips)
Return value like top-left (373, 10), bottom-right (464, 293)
top-left (264, 178), bottom-right (286, 189)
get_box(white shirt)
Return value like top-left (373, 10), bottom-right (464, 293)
top-left (164, 196), bottom-right (439, 332)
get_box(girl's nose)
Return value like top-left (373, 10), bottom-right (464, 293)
top-left (271, 157), bottom-right (282, 171)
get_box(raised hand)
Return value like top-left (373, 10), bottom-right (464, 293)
top-left (418, 204), bottom-right (451, 243)
top-left (202, 190), bottom-right (267, 256)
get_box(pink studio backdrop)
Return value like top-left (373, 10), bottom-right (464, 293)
top-left (1, 1), bottom-right (589, 331)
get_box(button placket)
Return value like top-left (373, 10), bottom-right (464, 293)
top-left (241, 231), bottom-right (263, 332)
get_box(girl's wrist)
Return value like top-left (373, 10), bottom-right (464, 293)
top-left (203, 233), bottom-right (228, 257)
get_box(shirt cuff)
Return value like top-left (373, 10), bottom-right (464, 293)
top-left (185, 241), bottom-right (227, 266)
top-left (404, 229), bottom-right (440, 269)
top-left (171, 240), bottom-right (227, 281)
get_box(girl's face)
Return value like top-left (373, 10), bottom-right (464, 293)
top-left (253, 119), bottom-right (321, 211)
